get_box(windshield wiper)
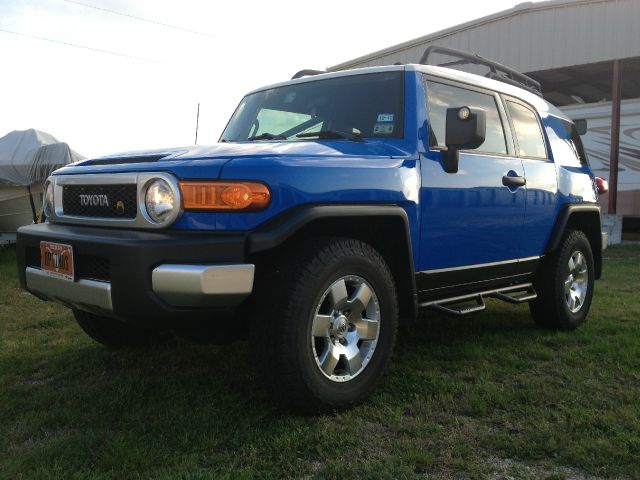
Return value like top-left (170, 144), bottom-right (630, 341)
top-left (247, 132), bottom-right (287, 141)
top-left (296, 130), bottom-right (365, 142)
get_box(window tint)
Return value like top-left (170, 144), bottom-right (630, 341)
top-left (569, 122), bottom-right (588, 164)
top-left (251, 109), bottom-right (318, 138)
top-left (425, 80), bottom-right (507, 155)
top-left (507, 101), bottom-right (547, 158)
top-left (222, 72), bottom-right (405, 142)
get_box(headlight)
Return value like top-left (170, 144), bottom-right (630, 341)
top-left (144, 179), bottom-right (176, 224)
top-left (43, 180), bottom-right (54, 218)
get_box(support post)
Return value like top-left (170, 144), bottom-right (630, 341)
top-left (608, 59), bottom-right (622, 214)
top-left (194, 103), bottom-right (200, 146)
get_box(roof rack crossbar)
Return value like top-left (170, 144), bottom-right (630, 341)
top-left (419, 46), bottom-right (542, 96)
top-left (291, 69), bottom-right (326, 80)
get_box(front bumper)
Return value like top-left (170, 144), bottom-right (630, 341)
top-left (17, 223), bottom-right (254, 328)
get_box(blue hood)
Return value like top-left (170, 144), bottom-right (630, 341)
top-left (52, 140), bottom-right (413, 179)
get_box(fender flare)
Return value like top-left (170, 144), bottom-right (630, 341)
top-left (546, 203), bottom-right (603, 279)
top-left (247, 204), bottom-right (418, 318)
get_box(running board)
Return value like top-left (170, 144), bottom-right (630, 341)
top-left (420, 283), bottom-right (537, 317)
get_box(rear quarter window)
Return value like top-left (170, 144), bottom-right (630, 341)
top-left (507, 101), bottom-right (547, 159)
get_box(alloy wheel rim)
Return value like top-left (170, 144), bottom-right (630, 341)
top-left (311, 275), bottom-right (381, 383)
top-left (564, 250), bottom-right (588, 313)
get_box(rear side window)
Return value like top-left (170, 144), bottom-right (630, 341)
top-left (425, 80), bottom-right (507, 155)
top-left (507, 101), bottom-right (547, 159)
top-left (569, 122), bottom-right (588, 164)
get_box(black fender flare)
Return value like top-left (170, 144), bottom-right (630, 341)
top-left (247, 204), bottom-right (418, 318)
top-left (545, 203), bottom-right (603, 279)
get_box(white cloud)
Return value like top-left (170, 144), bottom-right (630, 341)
top-left (0, 0), bottom-right (521, 157)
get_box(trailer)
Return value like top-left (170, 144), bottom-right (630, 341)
top-left (562, 99), bottom-right (640, 218)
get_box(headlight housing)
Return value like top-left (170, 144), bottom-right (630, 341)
top-left (144, 178), bottom-right (177, 224)
top-left (43, 180), bottom-right (54, 218)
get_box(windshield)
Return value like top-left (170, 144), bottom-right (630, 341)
top-left (220, 71), bottom-right (405, 142)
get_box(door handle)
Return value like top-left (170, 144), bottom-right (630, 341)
top-left (502, 175), bottom-right (526, 187)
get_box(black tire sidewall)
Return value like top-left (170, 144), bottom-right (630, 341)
top-left (551, 231), bottom-right (595, 328)
top-left (294, 253), bottom-right (397, 406)
top-left (257, 238), bottom-right (399, 411)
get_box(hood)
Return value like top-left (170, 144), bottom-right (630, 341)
top-left (52, 140), bottom-right (414, 178)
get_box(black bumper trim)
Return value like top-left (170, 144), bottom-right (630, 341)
top-left (17, 223), bottom-right (247, 328)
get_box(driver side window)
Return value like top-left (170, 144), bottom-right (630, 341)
top-left (425, 79), bottom-right (507, 155)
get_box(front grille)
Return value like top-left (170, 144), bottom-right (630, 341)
top-left (62, 184), bottom-right (137, 219)
top-left (25, 247), bottom-right (111, 282)
top-left (25, 247), bottom-right (40, 268)
top-left (76, 255), bottom-right (111, 281)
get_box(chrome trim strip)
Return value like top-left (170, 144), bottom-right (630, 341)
top-left (49, 172), bottom-right (183, 229)
top-left (152, 264), bottom-right (255, 307)
top-left (419, 256), bottom-right (541, 275)
top-left (25, 267), bottom-right (113, 312)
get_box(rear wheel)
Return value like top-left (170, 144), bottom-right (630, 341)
top-left (529, 230), bottom-right (595, 330)
top-left (250, 238), bottom-right (398, 413)
top-left (73, 310), bottom-right (169, 348)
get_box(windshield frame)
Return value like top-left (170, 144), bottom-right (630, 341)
top-left (219, 70), bottom-right (406, 143)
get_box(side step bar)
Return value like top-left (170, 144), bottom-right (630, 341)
top-left (419, 283), bottom-right (537, 317)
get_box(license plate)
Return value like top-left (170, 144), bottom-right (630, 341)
top-left (40, 241), bottom-right (74, 281)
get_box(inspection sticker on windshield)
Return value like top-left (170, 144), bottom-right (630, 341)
top-left (377, 113), bottom-right (394, 123)
top-left (374, 124), bottom-right (394, 134)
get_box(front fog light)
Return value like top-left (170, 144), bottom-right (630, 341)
top-left (43, 180), bottom-right (54, 218)
top-left (145, 179), bottom-right (175, 224)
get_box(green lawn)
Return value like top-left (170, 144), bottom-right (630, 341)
top-left (1, 245), bottom-right (639, 479)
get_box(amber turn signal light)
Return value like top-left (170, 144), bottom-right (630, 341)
top-left (595, 176), bottom-right (609, 194)
top-left (179, 181), bottom-right (270, 211)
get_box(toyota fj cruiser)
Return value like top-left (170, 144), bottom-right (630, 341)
top-left (16, 47), bottom-right (607, 412)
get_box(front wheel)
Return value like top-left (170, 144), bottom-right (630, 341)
top-left (529, 230), bottom-right (595, 330)
top-left (250, 238), bottom-right (398, 413)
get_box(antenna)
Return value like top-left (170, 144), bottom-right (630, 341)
top-left (194, 103), bottom-right (200, 145)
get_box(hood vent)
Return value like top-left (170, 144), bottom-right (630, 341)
top-left (82, 154), bottom-right (170, 166)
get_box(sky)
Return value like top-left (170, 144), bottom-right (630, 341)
top-left (1, 0), bottom-right (523, 158)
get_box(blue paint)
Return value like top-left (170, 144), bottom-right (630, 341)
top-left (53, 69), bottom-right (598, 273)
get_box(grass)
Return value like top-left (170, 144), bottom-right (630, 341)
top-left (1, 244), bottom-right (639, 479)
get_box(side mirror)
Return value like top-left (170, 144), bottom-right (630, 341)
top-left (575, 119), bottom-right (588, 135)
top-left (444, 106), bottom-right (486, 173)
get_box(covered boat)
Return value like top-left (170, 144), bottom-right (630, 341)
top-left (0, 129), bottom-right (84, 241)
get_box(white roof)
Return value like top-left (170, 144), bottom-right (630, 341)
top-left (247, 64), bottom-right (568, 120)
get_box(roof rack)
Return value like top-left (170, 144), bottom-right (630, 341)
top-left (419, 46), bottom-right (542, 97)
top-left (291, 69), bottom-right (326, 80)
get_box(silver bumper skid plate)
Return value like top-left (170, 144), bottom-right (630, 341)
top-left (151, 264), bottom-right (255, 307)
top-left (25, 264), bottom-right (255, 313)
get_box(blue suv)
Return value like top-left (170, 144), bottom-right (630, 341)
top-left (16, 48), bottom-right (606, 412)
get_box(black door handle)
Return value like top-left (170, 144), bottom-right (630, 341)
top-left (502, 175), bottom-right (526, 187)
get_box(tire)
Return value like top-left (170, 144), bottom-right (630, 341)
top-left (250, 237), bottom-right (399, 413)
top-left (73, 310), bottom-right (170, 349)
top-left (529, 229), bottom-right (595, 330)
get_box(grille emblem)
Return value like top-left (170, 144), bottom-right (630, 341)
top-left (79, 194), bottom-right (109, 207)
top-left (116, 201), bottom-right (125, 215)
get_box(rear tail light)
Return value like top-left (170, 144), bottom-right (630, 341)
top-left (595, 176), bottom-right (609, 194)
top-left (179, 181), bottom-right (270, 211)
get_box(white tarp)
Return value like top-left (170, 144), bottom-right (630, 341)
top-left (0, 128), bottom-right (84, 187)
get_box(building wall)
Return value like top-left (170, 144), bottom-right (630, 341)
top-left (330, 0), bottom-right (640, 73)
